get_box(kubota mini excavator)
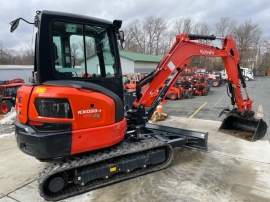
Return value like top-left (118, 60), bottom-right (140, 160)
top-left (10, 11), bottom-right (267, 201)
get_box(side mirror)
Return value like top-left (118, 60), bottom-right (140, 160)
top-left (10, 17), bottom-right (35, 33)
top-left (10, 19), bottom-right (20, 33)
top-left (117, 30), bottom-right (125, 50)
top-left (119, 31), bottom-right (125, 43)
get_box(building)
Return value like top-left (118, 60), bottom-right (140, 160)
top-left (0, 65), bottom-right (33, 83)
top-left (119, 51), bottom-right (162, 73)
top-left (82, 51), bottom-right (162, 74)
top-left (0, 52), bottom-right (162, 83)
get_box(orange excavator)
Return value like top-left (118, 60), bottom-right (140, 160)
top-left (10, 11), bottom-right (267, 201)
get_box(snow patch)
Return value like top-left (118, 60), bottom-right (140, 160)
top-left (0, 108), bottom-right (16, 125)
top-left (0, 108), bottom-right (17, 137)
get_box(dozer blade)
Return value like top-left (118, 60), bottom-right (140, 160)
top-left (219, 114), bottom-right (267, 142)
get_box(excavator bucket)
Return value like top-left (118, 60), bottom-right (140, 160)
top-left (219, 114), bottom-right (267, 142)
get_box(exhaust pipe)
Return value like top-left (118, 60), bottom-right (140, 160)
top-left (219, 113), bottom-right (267, 142)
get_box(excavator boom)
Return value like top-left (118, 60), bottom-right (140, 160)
top-left (129, 33), bottom-right (267, 141)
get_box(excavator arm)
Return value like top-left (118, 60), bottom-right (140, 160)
top-left (127, 33), bottom-right (267, 141)
top-left (135, 33), bottom-right (244, 110)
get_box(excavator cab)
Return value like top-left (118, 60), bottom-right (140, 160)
top-left (11, 11), bottom-right (127, 159)
top-left (11, 11), bottom-right (124, 97)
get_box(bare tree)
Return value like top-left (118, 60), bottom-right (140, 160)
top-left (143, 16), bottom-right (157, 54)
top-left (159, 30), bottom-right (174, 56)
top-left (0, 41), bottom-right (15, 64)
top-left (122, 22), bottom-right (140, 52)
top-left (193, 22), bottom-right (211, 35)
top-left (21, 45), bottom-right (34, 65)
top-left (0, 43), bottom-right (34, 65)
top-left (0, 40), bottom-right (4, 64)
top-left (173, 18), bottom-right (184, 34)
top-left (232, 19), bottom-right (262, 67)
top-left (125, 18), bottom-right (165, 54)
top-left (122, 16), bottom-right (264, 71)
top-left (127, 17), bottom-right (168, 55)
top-left (258, 38), bottom-right (270, 70)
top-left (193, 21), bottom-right (212, 45)
top-left (128, 19), bottom-right (146, 53)
top-left (182, 18), bottom-right (194, 33)
top-left (77, 37), bottom-right (96, 59)
top-left (86, 38), bottom-right (96, 57)
top-left (215, 17), bottom-right (237, 36)
top-left (173, 17), bottom-right (194, 35)
top-left (154, 18), bottom-right (167, 55)
top-left (70, 43), bottom-right (81, 65)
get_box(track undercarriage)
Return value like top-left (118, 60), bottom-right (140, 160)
top-left (38, 124), bottom-right (208, 201)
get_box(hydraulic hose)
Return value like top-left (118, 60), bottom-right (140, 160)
top-left (237, 64), bottom-right (247, 88)
top-left (136, 70), bottom-right (156, 100)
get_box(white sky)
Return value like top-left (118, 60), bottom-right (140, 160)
top-left (1, 0), bottom-right (270, 50)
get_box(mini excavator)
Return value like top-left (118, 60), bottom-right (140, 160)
top-left (10, 11), bottom-right (267, 201)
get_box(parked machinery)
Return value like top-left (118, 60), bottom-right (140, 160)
top-left (0, 78), bottom-right (24, 114)
top-left (207, 72), bottom-right (223, 87)
top-left (195, 67), bottom-right (227, 87)
top-left (10, 11), bottom-right (267, 201)
top-left (240, 67), bottom-right (254, 81)
top-left (179, 76), bottom-right (194, 98)
top-left (165, 82), bottom-right (185, 100)
top-left (188, 74), bottom-right (208, 96)
top-left (177, 67), bottom-right (210, 97)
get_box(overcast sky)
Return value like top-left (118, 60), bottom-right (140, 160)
top-left (1, 0), bottom-right (270, 50)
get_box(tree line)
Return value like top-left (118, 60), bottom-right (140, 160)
top-left (0, 42), bottom-right (34, 65)
top-left (1, 16), bottom-right (270, 71)
top-left (123, 16), bottom-right (269, 71)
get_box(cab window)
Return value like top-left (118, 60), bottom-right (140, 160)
top-left (51, 21), bottom-right (116, 78)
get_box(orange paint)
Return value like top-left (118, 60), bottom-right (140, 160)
top-left (17, 85), bottom-right (116, 129)
top-left (16, 85), bottom-right (34, 124)
top-left (16, 84), bottom-right (126, 153)
top-left (71, 118), bottom-right (126, 154)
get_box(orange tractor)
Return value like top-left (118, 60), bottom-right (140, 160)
top-left (0, 78), bottom-right (24, 114)
top-left (188, 73), bottom-right (209, 96)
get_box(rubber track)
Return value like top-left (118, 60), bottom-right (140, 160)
top-left (38, 137), bottom-right (174, 201)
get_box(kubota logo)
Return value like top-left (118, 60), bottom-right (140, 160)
top-left (78, 109), bottom-right (101, 114)
top-left (200, 49), bottom-right (214, 55)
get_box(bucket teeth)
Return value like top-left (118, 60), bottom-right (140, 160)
top-left (218, 108), bottom-right (230, 118)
